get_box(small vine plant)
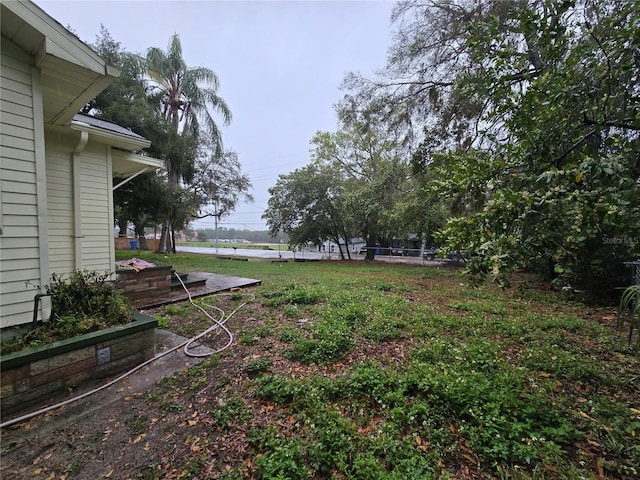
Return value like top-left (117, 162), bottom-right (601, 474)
top-left (618, 284), bottom-right (640, 350)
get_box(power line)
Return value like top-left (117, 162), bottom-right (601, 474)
top-left (246, 157), bottom-right (309, 173)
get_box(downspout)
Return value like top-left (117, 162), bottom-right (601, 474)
top-left (73, 131), bottom-right (89, 269)
top-left (33, 293), bottom-right (53, 329)
top-left (31, 67), bottom-right (51, 322)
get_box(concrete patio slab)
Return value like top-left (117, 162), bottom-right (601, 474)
top-left (139, 271), bottom-right (261, 309)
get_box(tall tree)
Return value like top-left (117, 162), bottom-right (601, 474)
top-left (188, 138), bottom-right (254, 222)
top-left (264, 163), bottom-right (352, 258)
top-left (88, 27), bottom-right (182, 244)
top-left (311, 101), bottom-right (410, 260)
top-left (145, 33), bottom-right (232, 156)
top-left (342, 0), bottom-right (502, 151)
top-left (145, 34), bottom-right (232, 252)
top-left (367, 0), bottom-right (640, 291)
top-left (87, 26), bottom-right (159, 139)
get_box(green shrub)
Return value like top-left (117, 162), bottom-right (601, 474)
top-left (238, 333), bottom-right (259, 346)
top-left (48, 270), bottom-right (130, 322)
top-left (245, 357), bottom-right (272, 375)
top-left (209, 396), bottom-right (252, 429)
top-left (1, 270), bottom-right (131, 354)
top-left (362, 319), bottom-right (405, 342)
top-left (284, 319), bottom-right (355, 364)
top-left (254, 436), bottom-right (308, 480)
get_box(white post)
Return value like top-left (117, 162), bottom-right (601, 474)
top-left (214, 202), bottom-right (219, 254)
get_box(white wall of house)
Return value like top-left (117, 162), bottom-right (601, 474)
top-left (0, 37), bottom-right (48, 329)
top-left (76, 141), bottom-right (113, 273)
top-left (1, 1), bottom-right (161, 331)
top-left (1, 38), bottom-right (118, 330)
top-left (46, 131), bottom-right (74, 273)
top-left (45, 132), bottom-right (115, 277)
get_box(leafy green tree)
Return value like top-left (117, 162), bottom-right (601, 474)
top-left (394, 159), bottom-right (450, 249)
top-left (310, 101), bottom-right (410, 260)
top-left (145, 33), bottom-right (232, 252)
top-left (264, 163), bottom-right (352, 258)
top-left (188, 138), bottom-right (254, 222)
top-left (87, 26), bottom-right (163, 143)
top-left (342, 0), bottom-right (498, 151)
top-left (264, 98), bottom-right (412, 261)
top-left (353, 0), bottom-right (639, 291)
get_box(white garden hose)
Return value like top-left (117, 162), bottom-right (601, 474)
top-left (173, 271), bottom-right (235, 357)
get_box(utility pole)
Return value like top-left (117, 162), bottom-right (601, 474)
top-left (214, 202), bottom-right (219, 254)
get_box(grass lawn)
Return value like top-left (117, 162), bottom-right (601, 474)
top-left (112, 251), bottom-right (640, 479)
top-left (6, 251), bottom-right (638, 479)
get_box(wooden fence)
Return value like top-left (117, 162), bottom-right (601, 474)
top-left (114, 237), bottom-right (160, 252)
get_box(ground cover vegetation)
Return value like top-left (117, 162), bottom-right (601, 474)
top-left (2, 252), bottom-right (638, 479)
top-left (0, 270), bottom-right (132, 355)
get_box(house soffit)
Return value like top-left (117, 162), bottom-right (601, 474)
top-left (68, 116), bottom-right (163, 177)
top-left (45, 122), bottom-right (163, 179)
top-left (1, 1), bottom-right (119, 126)
top-left (112, 150), bottom-right (165, 179)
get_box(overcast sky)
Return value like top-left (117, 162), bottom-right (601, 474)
top-left (35, 0), bottom-right (396, 232)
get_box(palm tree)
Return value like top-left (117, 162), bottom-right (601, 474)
top-left (145, 34), bottom-right (232, 252)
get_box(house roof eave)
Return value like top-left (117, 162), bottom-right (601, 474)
top-left (2, 1), bottom-right (115, 75)
top-left (70, 118), bottom-right (151, 151)
top-left (111, 150), bottom-right (165, 188)
top-left (1, 1), bottom-right (120, 126)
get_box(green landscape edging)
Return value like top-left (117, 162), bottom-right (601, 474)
top-left (0, 312), bottom-right (158, 371)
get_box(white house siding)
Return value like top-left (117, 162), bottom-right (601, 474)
top-left (45, 135), bottom-right (113, 277)
top-left (0, 38), bottom-right (42, 328)
top-left (77, 142), bottom-right (112, 273)
top-left (45, 131), bottom-right (75, 273)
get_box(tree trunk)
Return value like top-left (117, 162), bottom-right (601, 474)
top-left (364, 233), bottom-right (376, 261)
top-left (116, 219), bottom-right (128, 238)
top-left (158, 222), bottom-right (171, 253)
top-left (158, 158), bottom-right (179, 254)
top-left (343, 229), bottom-right (352, 260)
top-left (133, 222), bottom-right (148, 251)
